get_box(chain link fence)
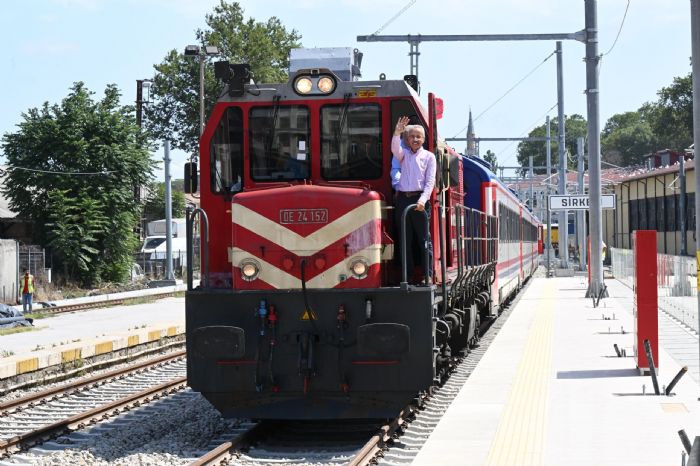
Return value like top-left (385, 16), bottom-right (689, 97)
top-left (611, 247), bottom-right (698, 333)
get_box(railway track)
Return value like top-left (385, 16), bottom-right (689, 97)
top-left (185, 284), bottom-right (528, 466)
top-left (0, 351), bottom-right (187, 457)
top-left (0, 282), bottom-right (529, 465)
top-left (33, 290), bottom-right (182, 315)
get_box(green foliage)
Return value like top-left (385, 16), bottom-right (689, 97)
top-left (143, 181), bottom-right (186, 223)
top-left (516, 114), bottom-right (587, 175)
top-left (46, 190), bottom-right (106, 280)
top-left (1, 82), bottom-right (154, 286)
top-left (145, 0), bottom-right (302, 154)
top-left (600, 73), bottom-right (692, 167)
top-left (483, 150), bottom-right (498, 171)
top-left (643, 73), bottom-right (693, 151)
top-left (601, 111), bottom-right (654, 166)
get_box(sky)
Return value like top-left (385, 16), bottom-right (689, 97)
top-left (0, 0), bottom-right (693, 180)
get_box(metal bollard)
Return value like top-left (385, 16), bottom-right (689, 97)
top-left (644, 339), bottom-right (661, 395)
top-left (666, 367), bottom-right (689, 396)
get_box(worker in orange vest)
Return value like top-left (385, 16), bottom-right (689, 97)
top-left (21, 269), bottom-right (34, 313)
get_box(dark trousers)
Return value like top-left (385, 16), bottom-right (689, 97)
top-left (394, 192), bottom-right (433, 282)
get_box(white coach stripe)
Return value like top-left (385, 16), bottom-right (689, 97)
top-left (232, 200), bottom-right (382, 256)
top-left (232, 245), bottom-right (382, 289)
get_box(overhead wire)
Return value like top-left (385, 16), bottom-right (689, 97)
top-left (4, 166), bottom-right (116, 175)
top-left (451, 50), bottom-right (556, 139)
top-left (601, 0), bottom-right (631, 57)
top-left (498, 102), bottom-right (558, 166)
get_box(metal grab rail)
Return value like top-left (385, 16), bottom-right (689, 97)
top-left (186, 206), bottom-right (210, 290)
top-left (400, 203), bottom-right (430, 287)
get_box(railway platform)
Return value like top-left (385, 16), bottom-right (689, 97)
top-left (413, 275), bottom-right (700, 466)
top-left (0, 285), bottom-right (185, 382)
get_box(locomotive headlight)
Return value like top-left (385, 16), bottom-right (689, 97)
top-left (294, 77), bottom-right (313, 94)
top-left (349, 258), bottom-right (369, 279)
top-left (240, 259), bottom-right (261, 281)
top-left (317, 76), bottom-right (335, 94)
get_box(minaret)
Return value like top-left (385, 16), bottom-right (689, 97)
top-left (466, 108), bottom-right (476, 156)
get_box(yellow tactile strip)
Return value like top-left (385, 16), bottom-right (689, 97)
top-left (486, 280), bottom-right (556, 466)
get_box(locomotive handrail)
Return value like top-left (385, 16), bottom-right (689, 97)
top-left (186, 206), bottom-right (210, 290)
top-left (400, 203), bottom-right (430, 288)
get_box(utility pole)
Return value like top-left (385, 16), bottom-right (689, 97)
top-left (529, 156), bottom-right (534, 210)
top-left (546, 115), bottom-right (552, 277)
top-left (689, 0), bottom-right (700, 394)
top-left (556, 41), bottom-right (568, 268)
top-left (679, 154), bottom-right (687, 255)
top-left (577, 137), bottom-right (587, 271)
top-left (584, 0), bottom-right (606, 298)
top-left (164, 140), bottom-right (174, 281)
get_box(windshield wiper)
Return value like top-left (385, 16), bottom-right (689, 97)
top-left (334, 93), bottom-right (352, 156)
top-left (265, 95), bottom-right (282, 155)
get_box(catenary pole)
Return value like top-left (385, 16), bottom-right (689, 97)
top-left (690, 0), bottom-right (700, 394)
top-left (585, 0), bottom-right (606, 298)
top-left (199, 55), bottom-right (205, 136)
top-left (164, 140), bottom-right (174, 281)
top-left (546, 116), bottom-right (552, 277)
top-left (577, 137), bottom-right (587, 271)
top-left (556, 41), bottom-right (568, 268)
top-left (529, 156), bottom-right (534, 210)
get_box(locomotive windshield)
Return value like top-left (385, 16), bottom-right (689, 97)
top-left (210, 107), bottom-right (244, 194)
top-left (320, 103), bottom-right (382, 180)
top-left (249, 105), bottom-right (310, 181)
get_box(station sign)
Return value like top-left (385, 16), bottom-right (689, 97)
top-left (548, 194), bottom-right (616, 210)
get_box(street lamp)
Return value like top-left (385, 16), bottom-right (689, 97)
top-left (184, 44), bottom-right (220, 136)
top-left (135, 79), bottom-right (152, 129)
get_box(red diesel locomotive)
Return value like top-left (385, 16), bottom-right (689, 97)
top-left (184, 48), bottom-right (540, 419)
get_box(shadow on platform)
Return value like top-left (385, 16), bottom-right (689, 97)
top-left (556, 368), bottom-right (640, 379)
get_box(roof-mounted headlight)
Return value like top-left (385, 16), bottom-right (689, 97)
top-left (292, 73), bottom-right (336, 96)
top-left (294, 77), bottom-right (313, 94)
top-left (317, 76), bottom-right (335, 94)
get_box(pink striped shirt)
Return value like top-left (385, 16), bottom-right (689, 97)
top-left (391, 135), bottom-right (436, 205)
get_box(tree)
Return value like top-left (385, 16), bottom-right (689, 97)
top-left (601, 111), bottom-right (654, 166)
top-left (643, 73), bottom-right (693, 151)
top-left (516, 114), bottom-right (587, 175)
top-left (143, 181), bottom-right (186, 223)
top-left (483, 150), bottom-right (498, 171)
top-left (1, 82), bottom-right (154, 285)
top-left (145, 1), bottom-right (302, 154)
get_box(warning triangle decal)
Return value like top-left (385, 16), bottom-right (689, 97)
top-left (300, 309), bottom-right (317, 320)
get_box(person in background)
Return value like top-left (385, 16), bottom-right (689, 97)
top-left (391, 116), bottom-right (436, 284)
top-left (390, 156), bottom-right (401, 189)
top-left (21, 269), bottom-right (34, 313)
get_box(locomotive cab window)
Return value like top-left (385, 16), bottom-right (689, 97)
top-left (210, 107), bottom-right (244, 194)
top-left (320, 103), bottom-right (382, 180)
top-left (249, 105), bottom-right (310, 181)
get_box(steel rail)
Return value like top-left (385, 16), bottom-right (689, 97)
top-left (0, 350), bottom-right (186, 415)
top-left (0, 376), bottom-right (187, 457)
top-left (188, 422), bottom-right (268, 466)
top-left (33, 290), bottom-right (181, 315)
top-left (348, 406), bottom-right (413, 466)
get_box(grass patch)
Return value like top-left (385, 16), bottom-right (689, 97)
top-left (24, 311), bottom-right (54, 320)
top-left (0, 325), bottom-right (39, 337)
